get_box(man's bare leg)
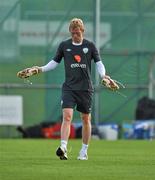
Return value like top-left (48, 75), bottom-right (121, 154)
top-left (56, 108), bottom-right (73, 160)
top-left (61, 108), bottom-right (73, 143)
top-left (78, 113), bottom-right (91, 160)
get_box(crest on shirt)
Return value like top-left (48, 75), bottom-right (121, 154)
top-left (83, 48), bottom-right (88, 54)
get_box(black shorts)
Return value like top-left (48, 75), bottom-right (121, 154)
top-left (61, 90), bottom-right (93, 114)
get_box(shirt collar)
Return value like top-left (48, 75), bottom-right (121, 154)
top-left (72, 41), bottom-right (83, 46)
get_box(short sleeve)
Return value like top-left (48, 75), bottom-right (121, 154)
top-left (53, 42), bottom-right (64, 63)
top-left (91, 42), bottom-right (101, 63)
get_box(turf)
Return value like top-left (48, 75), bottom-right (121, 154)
top-left (0, 139), bottom-right (155, 180)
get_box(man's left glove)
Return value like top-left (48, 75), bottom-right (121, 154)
top-left (101, 75), bottom-right (119, 91)
top-left (17, 66), bottom-right (42, 79)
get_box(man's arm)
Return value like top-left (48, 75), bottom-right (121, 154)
top-left (95, 60), bottom-right (119, 90)
top-left (17, 60), bottom-right (59, 79)
top-left (95, 61), bottom-right (106, 78)
top-left (40, 60), bottom-right (59, 72)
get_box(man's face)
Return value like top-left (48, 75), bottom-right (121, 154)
top-left (70, 27), bottom-right (83, 43)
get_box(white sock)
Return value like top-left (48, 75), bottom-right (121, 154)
top-left (81, 143), bottom-right (88, 154)
top-left (61, 140), bottom-right (67, 150)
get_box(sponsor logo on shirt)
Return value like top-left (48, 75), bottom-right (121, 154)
top-left (66, 48), bottom-right (71, 52)
top-left (71, 63), bottom-right (86, 69)
top-left (74, 55), bottom-right (81, 63)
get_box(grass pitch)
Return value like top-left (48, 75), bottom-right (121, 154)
top-left (0, 139), bottom-right (155, 180)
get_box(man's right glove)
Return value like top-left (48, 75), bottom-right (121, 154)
top-left (17, 66), bottom-right (42, 79)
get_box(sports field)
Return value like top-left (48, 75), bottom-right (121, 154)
top-left (0, 139), bottom-right (155, 180)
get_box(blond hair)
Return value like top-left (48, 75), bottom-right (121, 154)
top-left (69, 18), bottom-right (84, 32)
